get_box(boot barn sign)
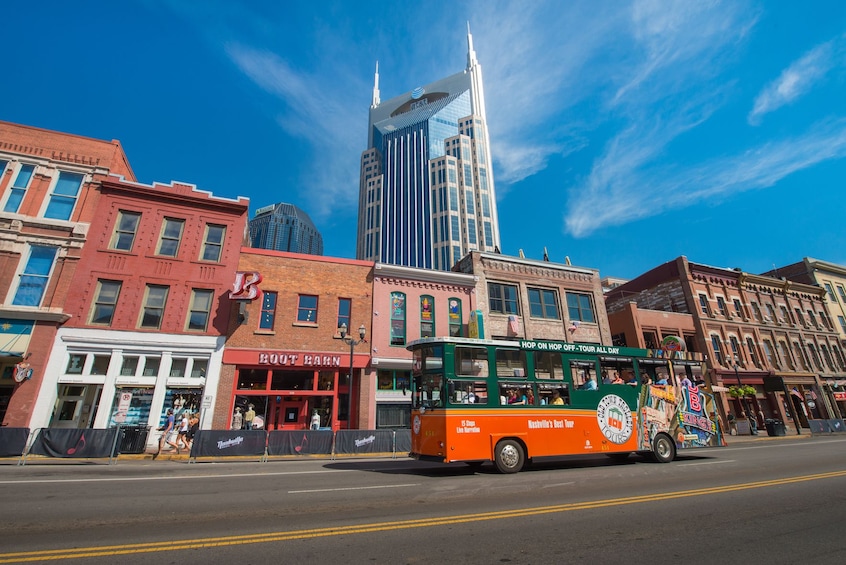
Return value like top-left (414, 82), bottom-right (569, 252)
top-left (258, 353), bottom-right (342, 368)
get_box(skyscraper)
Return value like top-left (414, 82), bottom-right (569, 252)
top-left (249, 202), bottom-right (324, 255)
top-left (356, 26), bottom-right (501, 271)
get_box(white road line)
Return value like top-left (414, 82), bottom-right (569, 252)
top-left (0, 469), bottom-right (354, 485)
top-left (288, 483), bottom-right (420, 494)
top-left (678, 460), bottom-right (735, 466)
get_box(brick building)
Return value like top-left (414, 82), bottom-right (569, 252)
top-left (605, 256), bottom-right (846, 433)
top-left (368, 263), bottom-right (477, 428)
top-left (29, 174), bottom-right (248, 441)
top-left (0, 121), bottom-right (135, 427)
top-left (454, 251), bottom-right (611, 345)
top-left (219, 249), bottom-right (373, 431)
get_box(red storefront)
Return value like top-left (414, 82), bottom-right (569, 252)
top-left (214, 249), bottom-right (374, 431)
top-left (222, 347), bottom-right (369, 431)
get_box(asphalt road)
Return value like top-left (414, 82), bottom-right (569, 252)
top-left (1, 435), bottom-right (845, 564)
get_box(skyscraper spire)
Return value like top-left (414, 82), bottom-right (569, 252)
top-left (371, 61), bottom-right (381, 108)
top-left (466, 22), bottom-right (477, 70)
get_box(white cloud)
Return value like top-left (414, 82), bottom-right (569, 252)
top-left (224, 42), bottom-right (366, 217)
top-left (748, 35), bottom-right (844, 125)
top-left (565, 118), bottom-right (846, 236)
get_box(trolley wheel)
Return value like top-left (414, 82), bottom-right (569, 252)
top-left (494, 439), bottom-right (525, 474)
top-left (651, 433), bottom-right (676, 463)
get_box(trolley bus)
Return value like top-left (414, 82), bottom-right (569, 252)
top-left (409, 337), bottom-right (723, 473)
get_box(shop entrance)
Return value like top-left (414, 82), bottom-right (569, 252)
top-left (50, 385), bottom-right (102, 429)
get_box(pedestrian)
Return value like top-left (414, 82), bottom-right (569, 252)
top-left (310, 410), bottom-right (321, 430)
top-left (185, 413), bottom-right (200, 450)
top-left (176, 412), bottom-right (190, 453)
top-left (154, 408), bottom-right (177, 459)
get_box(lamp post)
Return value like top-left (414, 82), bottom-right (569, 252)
top-left (338, 323), bottom-right (366, 429)
top-left (730, 355), bottom-right (752, 428)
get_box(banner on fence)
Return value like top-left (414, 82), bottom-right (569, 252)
top-left (334, 429), bottom-right (394, 455)
top-left (189, 430), bottom-right (266, 458)
top-left (0, 427), bottom-right (29, 457)
top-left (267, 430), bottom-right (333, 456)
top-left (28, 428), bottom-right (119, 458)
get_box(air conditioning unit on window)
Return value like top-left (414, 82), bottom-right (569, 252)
top-left (763, 316), bottom-right (772, 323)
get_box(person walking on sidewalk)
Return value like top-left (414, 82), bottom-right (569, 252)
top-left (154, 408), bottom-right (178, 458)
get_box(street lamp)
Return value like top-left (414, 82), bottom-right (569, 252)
top-left (730, 355), bottom-right (751, 424)
top-left (339, 323), bottom-right (366, 429)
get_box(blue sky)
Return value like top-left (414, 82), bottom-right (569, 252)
top-left (5, 1), bottom-right (846, 279)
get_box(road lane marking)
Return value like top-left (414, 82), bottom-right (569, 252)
top-left (0, 469), bottom-right (355, 485)
top-left (288, 483), bottom-right (420, 494)
top-left (1, 469), bottom-right (845, 563)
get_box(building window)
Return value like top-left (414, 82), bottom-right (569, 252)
top-left (377, 369), bottom-right (411, 391)
top-left (793, 342), bottom-right (808, 370)
top-left (337, 298), bottom-right (351, 332)
top-left (710, 335), bottom-right (724, 365)
top-left (762, 339), bottom-right (776, 367)
top-left (66, 354), bottom-right (85, 374)
top-left (612, 333), bottom-right (627, 347)
top-left (820, 345), bottom-right (834, 370)
top-left (750, 302), bottom-right (762, 322)
top-left (448, 297), bottom-right (463, 337)
top-left (187, 289), bottom-right (214, 331)
top-left (698, 294), bottom-right (710, 316)
top-left (566, 292), bottom-right (596, 323)
top-left (390, 292), bottom-right (406, 346)
top-left (806, 310), bottom-right (818, 328)
top-left (3, 163), bottom-right (35, 213)
top-left (794, 308), bottom-right (805, 327)
top-left (44, 171), bottom-right (84, 220)
top-left (824, 283), bottom-right (836, 302)
top-left (297, 295), bottom-right (318, 323)
top-left (120, 356), bottom-right (139, 376)
top-left (838, 285), bottom-right (846, 304)
top-left (12, 245), bottom-right (57, 306)
top-left (732, 298), bottom-right (744, 319)
top-left (90, 355), bottom-right (111, 375)
top-left (643, 331), bottom-right (657, 349)
top-left (746, 337), bottom-right (760, 368)
top-left (729, 336), bottom-right (742, 362)
top-left (156, 217), bottom-right (185, 257)
top-left (833, 345), bottom-right (846, 371)
top-left (819, 310), bottom-right (831, 330)
top-left (109, 211), bottom-right (141, 251)
top-left (142, 356), bottom-right (161, 376)
top-left (259, 291), bottom-right (277, 330)
top-left (139, 285), bottom-right (169, 329)
top-left (488, 282), bottom-right (519, 315)
top-left (779, 305), bottom-right (791, 324)
top-left (807, 343), bottom-right (821, 370)
top-left (191, 358), bottom-right (208, 378)
top-left (778, 341), bottom-right (794, 370)
top-left (169, 359), bottom-right (187, 378)
top-left (200, 224), bottom-right (226, 262)
top-left (716, 296), bottom-right (727, 316)
top-left (765, 304), bottom-right (776, 322)
top-left (839, 315), bottom-right (846, 335)
top-left (528, 287), bottom-right (560, 319)
top-left (90, 280), bottom-right (121, 325)
top-left (420, 295), bottom-right (435, 338)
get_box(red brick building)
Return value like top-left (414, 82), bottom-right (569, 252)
top-left (218, 249), bottom-right (373, 431)
top-left (0, 121), bottom-right (135, 427)
top-left (29, 174), bottom-right (248, 440)
top-left (605, 256), bottom-right (846, 433)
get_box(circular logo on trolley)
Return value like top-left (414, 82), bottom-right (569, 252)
top-left (596, 394), bottom-right (633, 444)
top-left (413, 414), bottom-right (422, 435)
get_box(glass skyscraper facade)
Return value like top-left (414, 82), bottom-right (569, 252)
top-left (356, 28), bottom-right (501, 270)
top-left (249, 202), bottom-right (323, 255)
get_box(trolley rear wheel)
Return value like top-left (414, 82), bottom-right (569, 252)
top-left (651, 433), bottom-right (676, 463)
top-left (494, 439), bottom-right (525, 473)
